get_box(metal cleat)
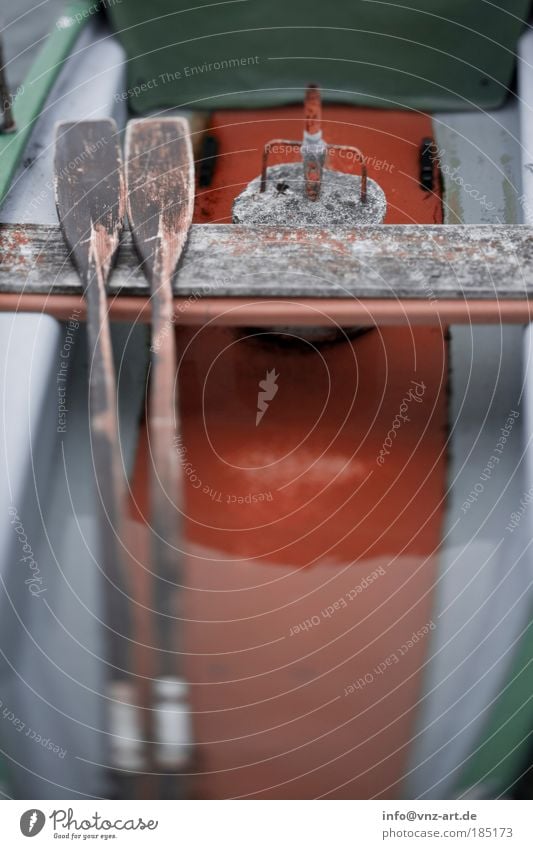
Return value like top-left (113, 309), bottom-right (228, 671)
top-left (234, 83), bottom-right (386, 226)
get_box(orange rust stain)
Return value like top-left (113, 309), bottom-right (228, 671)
top-left (7, 229), bottom-right (30, 247)
top-left (0, 229), bottom-right (31, 267)
top-left (129, 104), bottom-right (446, 799)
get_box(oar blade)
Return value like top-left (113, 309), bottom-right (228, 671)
top-left (125, 117), bottom-right (195, 284)
top-left (54, 119), bottom-right (125, 285)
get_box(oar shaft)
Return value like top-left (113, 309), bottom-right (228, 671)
top-left (150, 277), bottom-right (184, 678)
top-left (125, 118), bottom-right (196, 788)
top-left (84, 260), bottom-right (132, 675)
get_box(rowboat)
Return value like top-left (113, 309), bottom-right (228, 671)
top-left (0, 1), bottom-right (532, 801)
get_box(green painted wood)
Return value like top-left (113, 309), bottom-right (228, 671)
top-left (0, 0), bottom-right (94, 205)
top-left (107, 0), bottom-right (530, 113)
top-left (453, 613), bottom-right (533, 798)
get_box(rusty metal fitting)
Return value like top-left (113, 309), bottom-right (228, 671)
top-left (258, 84), bottom-right (373, 207)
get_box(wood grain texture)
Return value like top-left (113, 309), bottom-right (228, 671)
top-left (54, 120), bottom-right (132, 682)
top-left (125, 119), bottom-right (194, 712)
top-left (2, 223), bottom-right (533, 299)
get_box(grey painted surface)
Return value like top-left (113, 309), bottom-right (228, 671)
top-left (431, 103), bottom-right (522, 227)
top-left (0, 312), bottom-right (107, 798)
top-left (406, 326), bottom-right (531, 798)
top-left (2, 0), bottom-right (68, 93)
top-left (0, 20), bottom-right (149, 798)
top-left (406, 99), bottom-right (533, 798)
top-left (0, 314), bottom-right (148, 798)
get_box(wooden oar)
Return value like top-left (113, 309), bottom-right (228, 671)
top-left (54, 120), bottom-right (139, 782)
top-left (125, 118), bottom-right (195, 792)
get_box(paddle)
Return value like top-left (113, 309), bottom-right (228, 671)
top-left (54, 120), bottom-right (137, 777)
top-left (125, 118), bottom-right (195, 788)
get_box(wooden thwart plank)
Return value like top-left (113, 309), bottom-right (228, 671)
top-left (2, 223), bottom-right (533, 299)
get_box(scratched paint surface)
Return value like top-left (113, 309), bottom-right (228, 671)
top-left (130, 104), bottom-right (447, 798)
